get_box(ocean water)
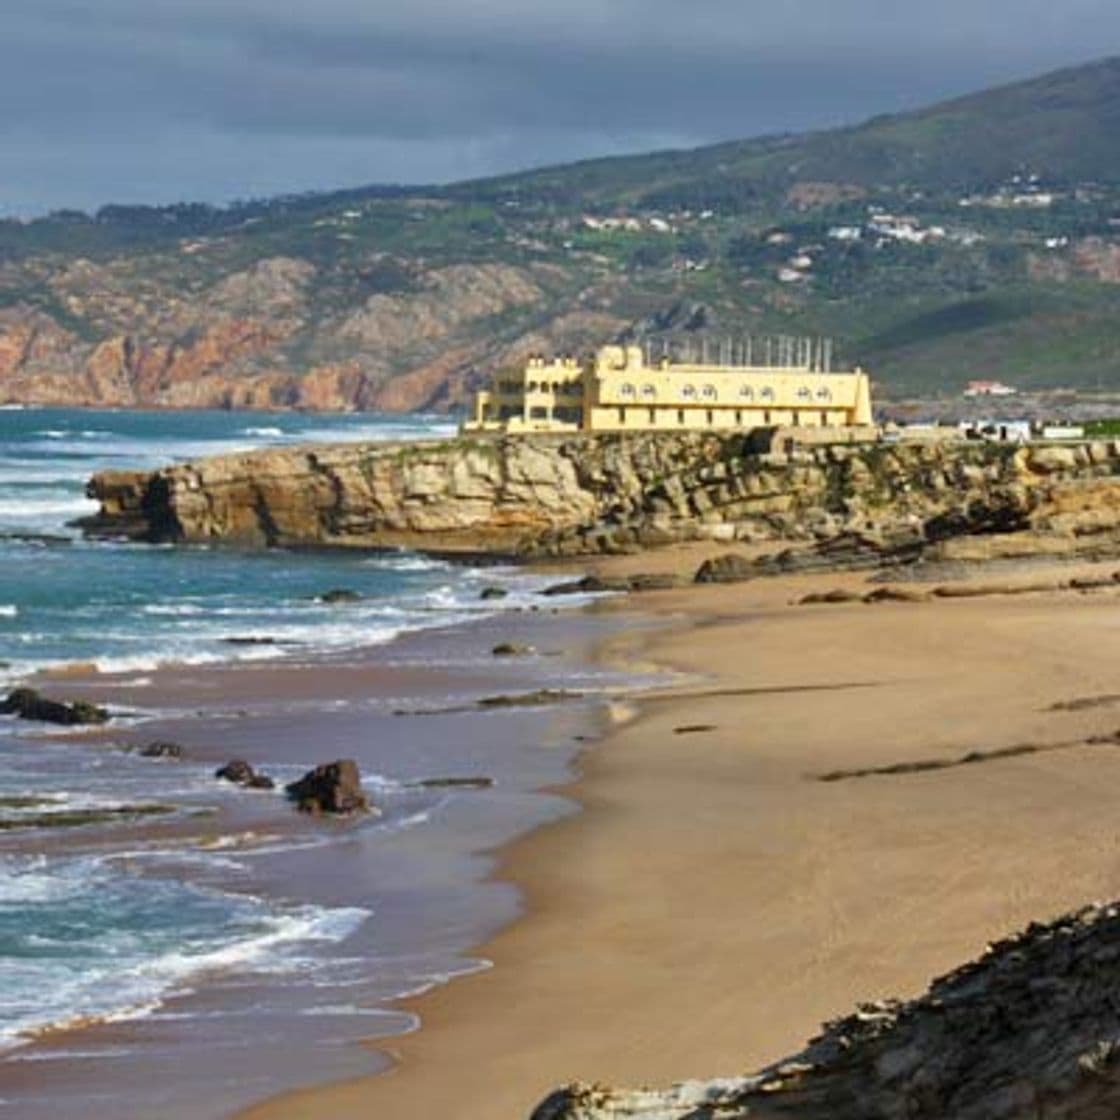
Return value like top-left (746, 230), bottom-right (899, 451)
top-left (0, 407), bottom-right (598, 1102)
top-left (0, 406), bottom-right (563, 682)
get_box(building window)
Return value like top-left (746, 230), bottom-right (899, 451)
top-left (761, 387), bottom-right (775, 401)
top-left (620, 382), bottom-right (636, 398)
top-left (641, 384), bottom-right (656, 399)
top-left (797, 387), bottom-right (812, 401)
top-left (701, 384), bottom-right (717, 400)
top-left (618, 407), bottom-right (626, 424)
top-left (816, 387), bottom-right (832, 401)
top-left (678, 409), bottom-right (685, 425)
top-left (735, 410), bottom-right (742, 425)
top-left (682, 384), bottom-right (697, 399)
top-left (706, 410), bottom-right (714, 425)
top-left (764, 411), bottom-right (771, 424)
top-left (820, 411), bottom-right (828, 426)
top-left (648, 408), bottom-right (656, 424)
top-left (793, 411), bottom-right (800, 425)
top-left (530, 406), bottom-right (548, 420)
top-left (738, 385), bottom-right (754, 400)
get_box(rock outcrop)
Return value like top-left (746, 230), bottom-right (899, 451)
top-left (285, 760), bottom-right (369, 815)
top-left (81, 432), bottom-right (1120, 565)
top-left (215, 759), bottom-right (275, 790)
top-left (532, 901), bottom-right (1120, 1119)
top-left (0, 688), bottom-right (108, 726)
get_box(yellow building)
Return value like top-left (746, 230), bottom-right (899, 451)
top-left (464, 343), bottom-right (874, 435)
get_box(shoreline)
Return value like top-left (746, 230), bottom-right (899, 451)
top-left (0, 591), bottom-right (641, 1119)
top-left (241, 549), bottom-right (1120, 1120)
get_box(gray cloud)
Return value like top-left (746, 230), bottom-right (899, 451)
top-left (1, 0), bottom-right (1117, 212)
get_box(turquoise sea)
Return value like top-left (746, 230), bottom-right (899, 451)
top-left (0, 407), bottom-right (609, 1115)
top-left (0, 406), bottom-right (493, 680)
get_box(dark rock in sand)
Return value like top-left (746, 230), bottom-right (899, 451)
top-left (0, 804), bottom-right (177, 831)
top-left (541, 574), bottom-right (625, 597)
top-left (694, 553), bottom-right (755, 585)
top-left (137, 740), bottom-right (183, 759)
top-left (285, 759), bottom-right (369, 815)
top-left (477, 689), bottom-right (582, 709)
top-left (542, 572), bottom-right (677, 596)
top-left (862, 586), bottom-right (930, 604)
top-left (222, 635), bottom-right (277, 645)
top-left (412, 776), bottom-right (495, 791)
top-left (318, 588), bottom-right (362, 604)
top-left (216, 759), bottom-right (274, 789)
top-left (798, 588), bottom-right (863, 605)
top-left (0, 687), bottom-right (109, 726)
top-left (492, 642), bottom-right (535, 657)
top-left (479, 586), bottom-right (509, 601)
top-left (626, 572), bottom-right (682, 592)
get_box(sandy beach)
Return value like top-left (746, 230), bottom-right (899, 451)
top-left (241, 549), bottom-right (1120, 1119)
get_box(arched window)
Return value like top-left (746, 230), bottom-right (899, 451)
top-left (682, 384), bottom-right (697, 399)
top-left (641, 383), bottom-right (657, 399)
top-left (738, 385), bottom-right (754, 400)
top-left (760, 387), bottom-right (775, 402)
top-left (797, 386), bottom-right (812, 401)
top-left (701, 384), bottom-right (717, 400)
top-left (816, 386), bottom-right (833, 402)
top-left (620, 382), bottom-right (636, 398)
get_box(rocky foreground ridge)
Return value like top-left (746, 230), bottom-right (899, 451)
top-left (532, 901), bottom-right (1120, 1120)
top-left (82, 431), bottom-right (1120, 564)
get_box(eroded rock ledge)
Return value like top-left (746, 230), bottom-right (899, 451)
top-left (80, 432), bottom-right (1120, 562)
top-left (532, 902), bottom-right (1120, 1119)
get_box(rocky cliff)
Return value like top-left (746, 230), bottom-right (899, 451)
top-left (81, 432), bottom-right (1120, 563)
top-left (531, 901), bottom-right (1120, 1119)
top-left (0, 259), bottom-right (620, 413)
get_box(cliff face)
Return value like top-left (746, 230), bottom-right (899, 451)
top-left (0, 259), bottom-right (621, 413)
top-left (532, 902), bottom-right (1120, 1120)
top-left (82, 432), bottom-right (1120, 562)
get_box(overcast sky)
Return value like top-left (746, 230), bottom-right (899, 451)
top-left (1, 0), bottom-right (1117, 215)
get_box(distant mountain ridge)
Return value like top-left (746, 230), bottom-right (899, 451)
top-left (3, 55), bottom-right (1120, 411)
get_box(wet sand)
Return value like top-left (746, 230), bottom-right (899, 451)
top-left (242, 552), bottom-right (1120, 1119)
top-left (0, 607), bottom-right (641, 1119)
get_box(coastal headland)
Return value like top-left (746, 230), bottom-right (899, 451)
top-left (82, 430), bottom-right (1120, 566)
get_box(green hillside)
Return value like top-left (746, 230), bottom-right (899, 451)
top-left (3, 55), bottom-right (1120, 408)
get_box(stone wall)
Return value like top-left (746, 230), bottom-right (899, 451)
top-left (81, 432), bottom-right (1120, 563)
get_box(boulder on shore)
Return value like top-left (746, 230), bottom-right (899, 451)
top-left (0, 687), bottom-right (108, 726)
top-left (479, 586), bottom-right (509, 601)
top-left (215, 759), bottom-right (275, 790)
top-left (137, 741), bottom-right (183, 759)
top-left (285, 760), bottom-right (370, 815)
top-left (694, 553), bottom-right (755, 585)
